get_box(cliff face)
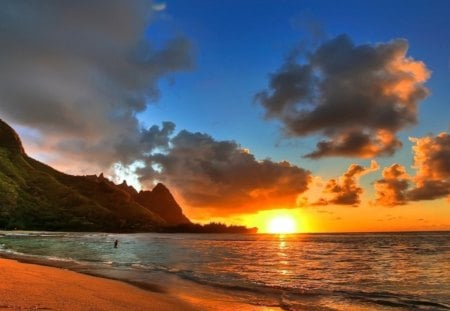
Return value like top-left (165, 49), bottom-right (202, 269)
top-left (0, 118), bottom-right (190, 231)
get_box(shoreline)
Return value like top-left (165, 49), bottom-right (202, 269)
top-left (1, 231), bottom-right (449, 310)
top-left (0, 255), bottom-right (283, 311)
top-left (0, 252), bottom-right (168, 294)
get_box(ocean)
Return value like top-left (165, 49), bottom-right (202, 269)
top-left (0, 231), bottom-right (449, 310)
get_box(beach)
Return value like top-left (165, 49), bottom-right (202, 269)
top-left (0, 258), bottom-right (202, 311)
top-left (1, 231), bottom-right (449, 311)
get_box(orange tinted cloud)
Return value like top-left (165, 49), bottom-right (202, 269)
top-left (307, 129), bottom-right (401, 159)
top-left (408, 132), bottom-right (450, 200)
top-left (374, 164), bottom-right (410, 206)
top-left (256, 34), bottom-right (430, 158)
top-left (384, 51), bottom-right (430, 101)
top-left (374, 132), bottom-right (450, 205)
top-left (310, 160), bottom-right (378, 206)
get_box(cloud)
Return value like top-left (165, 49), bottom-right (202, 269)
top-left (256, 34), bottom-right (430, 158)
top-left (374, 164), bottom-right (410, 206)
top-left (408, 132), bottom-right (450, 200)
top-left (139, 129), bottom-right (312, 214)
top-left (373, 132), bottom-right (450, 205)
top-left (311, 160), bottom-right (378, 206)
top-left (152, 3), bottom-right (167, 12)
top-left (0, 0), bottom-right (192, 172)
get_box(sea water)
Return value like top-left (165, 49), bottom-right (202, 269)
top-left (0, 231), bottom-right (449, 310)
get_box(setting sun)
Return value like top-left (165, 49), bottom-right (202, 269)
top-left (267, 215), bottom-right (297, 234)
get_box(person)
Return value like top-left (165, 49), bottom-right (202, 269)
top-left (114, 239), bottom-right (119, 248)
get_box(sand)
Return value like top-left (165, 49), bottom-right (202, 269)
top-left (0, 258), bottom-right (199, 311)
top-left (0, 258), bottom-right (283, 311)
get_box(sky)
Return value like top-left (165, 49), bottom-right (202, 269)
top-left (0, 0), bottom-right (449, 232)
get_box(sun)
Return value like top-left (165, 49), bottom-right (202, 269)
top-left (267, 215), bottom-right (297, 234)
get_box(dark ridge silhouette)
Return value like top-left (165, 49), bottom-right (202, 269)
top-left (135, 183), bottom-right (191, 225)
top-left (161, 222), bottom-right (258, 234)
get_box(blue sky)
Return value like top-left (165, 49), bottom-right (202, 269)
top-left (142, 0), bottom-right (450, 179)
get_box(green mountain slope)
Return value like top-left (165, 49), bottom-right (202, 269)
top-left (0, 119), bottom-right (190, 231)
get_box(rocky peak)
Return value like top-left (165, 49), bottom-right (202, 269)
top-left (136, 183), bottom-right (191, 225)
top-left (117, 179), bottom-right (138, 196)
top-left (0, 119), bottom-right (25, 154)
top-left (152, 183), bottom-right (171, 195)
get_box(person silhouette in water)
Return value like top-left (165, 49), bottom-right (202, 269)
top-left (114, 239), bottom-right (119, 248)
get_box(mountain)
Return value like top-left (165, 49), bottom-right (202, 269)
top-left (135, 183), bottom-right (191, 225)
top-left (0, 118), bottom-right (190, 232)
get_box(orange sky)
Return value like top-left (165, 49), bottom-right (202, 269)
top-left (186, 200), bottom-right (450, 233)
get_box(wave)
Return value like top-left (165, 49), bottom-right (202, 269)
top-left (0, 230), bottom-right (73, 238)
top-left (0, 244), bottom-right (84, 266)
top-left (162, 268), bottom-right (450, 311)
top-left (331, 289), bottom-right (450, 310)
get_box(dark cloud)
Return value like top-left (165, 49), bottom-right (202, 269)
top-left (408, 181), bottom-right (450, 201)
top-left (256, 34), bottom-right (430, 158)
top-left (0, 0), bottom-right (192, 171)
top-left (139, 130), bottom-right (311, 214)
top-left (313, 161), bottom-right (378, 206)
top-left (374, 164), bottom-right (410, 206)
top-left (141, 121), bottom-right (176, 151)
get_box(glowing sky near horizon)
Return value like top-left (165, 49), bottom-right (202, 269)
top-left (0, 0), bottom-right (449, 232)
